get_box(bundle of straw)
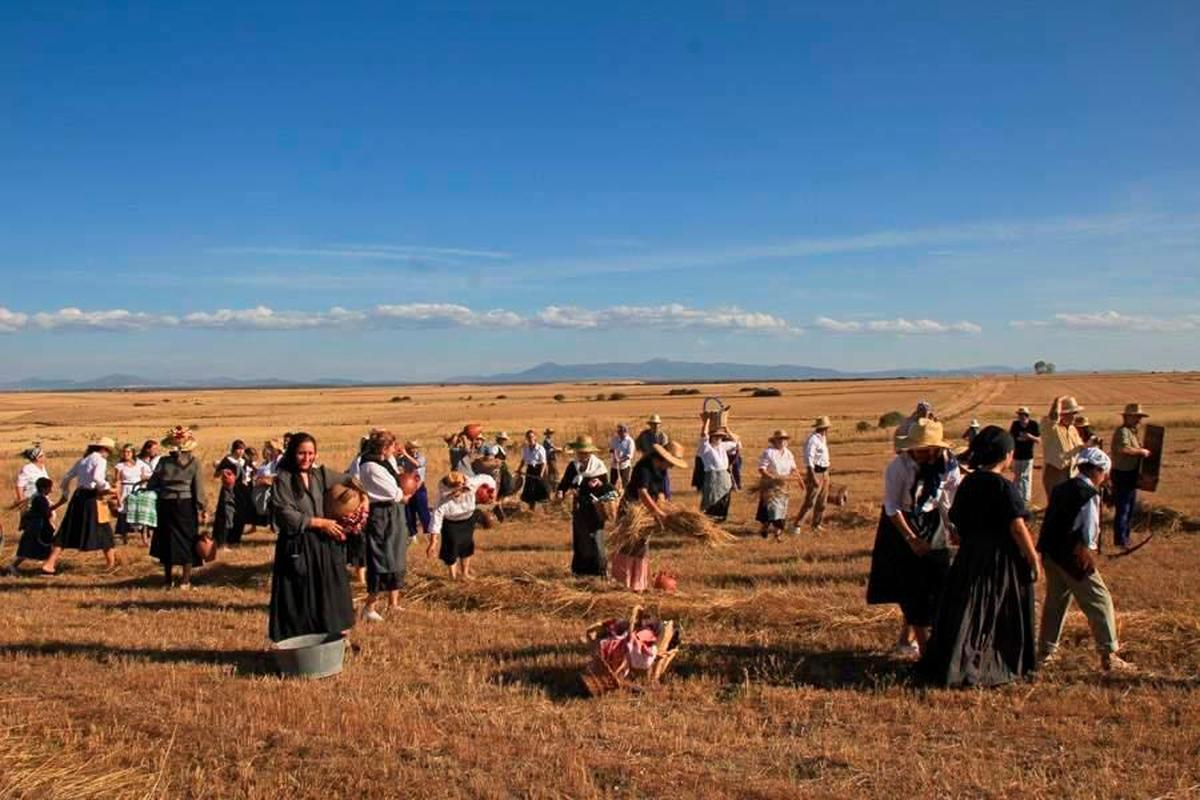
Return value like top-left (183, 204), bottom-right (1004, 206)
top-left (608, 504), bottom-right (737, 554)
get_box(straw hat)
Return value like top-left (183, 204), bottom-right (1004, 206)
top-left (1122, 403), bottom-right (1149, 418)
top-left (812, 416), bottom-right (831, 430)
top-left (652, 441), bottom-right (688, 469)
top-left (1073, 415), bottom-right (1091, 428)
top-left (768, 429), bottom-right (790, 442)
top-left (567, 434), bottom-right (600, 454)
top-left (709, 426), bottom-right (733, 440)
top-left (264, 439), bottom-right (282, 452)
top-left (495, 431), bottom-right (510, 441)
top-left (647, 414), bottom-right (663, 425)
top-left (543, 428), bottom-right (555, 435)
top-left (1060, 396), bottom-right (1085, 414)
top-left (898, 419), bottom-right (951, 451)
top-left (1015, 406), bottom-right (1031, 416)
top-left (441, 471), bottom-right (468, 489)
top-left (90, 436), bottom-right (117, 452)
top-left (404, 439), bottom-right (422, 450)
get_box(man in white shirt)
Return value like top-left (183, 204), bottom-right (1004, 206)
top-left (697, 415), bottom-right (739, 520)
top-left (756, 429), bottom-right (798, 539)
top-left (793, 416), bottom-right (832, 534)
top-left (608, 424), bottom-right (636, 489)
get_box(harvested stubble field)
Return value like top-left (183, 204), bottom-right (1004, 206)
top-left (1, 373), bottom-right (1199, 799)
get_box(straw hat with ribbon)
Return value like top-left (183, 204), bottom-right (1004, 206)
top-left (898, 419), bottom-right (952, 451)
top-left (652, 441), bottom-right (688, 469)
top-left (812, 416), bottom-right (831, 430)
top-left (1122, 403), bottom-right (1150, 419)
top-left (161, 426), bottom-right (198, 453)
top-left (768, 429), bottom-right (790, 443)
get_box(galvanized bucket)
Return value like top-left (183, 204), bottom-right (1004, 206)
top-left (270, 633), bottom-right (346, 679)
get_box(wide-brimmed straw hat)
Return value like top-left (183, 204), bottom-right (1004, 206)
top-left (1060, 396), bottom-right (1085, 414)
top-left (90, 436), bottom-right (117, 452)
top-left (709, 426), bottom-right (734, 440)
top-left (567, 434), bottom-right (600, 454)
top-left (647, 414), bottom-right (663, 425)
top-left (768, 429), bottom-right (790, 442)
top-left (652, 441), bottom-right (688, 469)
top-left (264, 439), bottom-right (282, 452)
top-left (1122, 403), bottom-right (1149, 418)
top-left (898, 419), bottom-right (952, 451)
top-left (405, 439), bottom-right (422, 449)
top-left (543, 427), bottom-right (555, 435)
top-left (812, 416), bottom-right (831, 430)
top-left (1015, 406), bottom-right (1031, 416)
top-left (495, 431), bottom-right (510, 441)
top-left (1074, 415), bottom-right (1091, 428)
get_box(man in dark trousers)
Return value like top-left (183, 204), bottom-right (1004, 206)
top-left (1110, 403), bottom-right (1152, 549)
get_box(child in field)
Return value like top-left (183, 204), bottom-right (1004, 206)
top-left (428, 472), bottom-right (493, 580)
top-left (4, 477), bottom-right (62, 574)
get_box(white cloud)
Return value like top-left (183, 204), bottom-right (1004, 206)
top-left (30, 307), bottom-right (178, 331)
top-left (1012, 311), bottom-right (1200, 333)
top-left (0, 302), bottom-right (798, 335)
top-left (372, 303), bottom-right (524, 328)
top-left (814, 316), bottom-right (983, 335)
top-left (0, 308), bottom-right (29, 333)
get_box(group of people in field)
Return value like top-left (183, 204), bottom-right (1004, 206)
top-left (2, 392), bottom-right (1158, 687)
top-left (869, 395), bottom-right (1156, 685)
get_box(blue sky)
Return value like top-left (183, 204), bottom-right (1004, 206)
top-left (2, 1), bottom-right (1198, 381)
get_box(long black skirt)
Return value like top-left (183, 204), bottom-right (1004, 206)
top-left (920, 538), bottom-right (1037, 687)
top-left (439, 515), bottom-right (476, 565)
top-left (865, 507), bottom-right (950, 627)
top-left (344, 530), bottom-right (365, 568)
top-left (56, 489), bottom-right (114, 552)
top-left (16, 515), bottom-right (54, 560)
top-left (150, 497), bottom-right (202, 568)
top-left (269, 531), bottom-right (355, 642)
top-left (570, 507), bottom-right (606, 577)
top-left (364, 503), bottom-right (407, 590)
top-left (521, 466), bottom-right (550, 505)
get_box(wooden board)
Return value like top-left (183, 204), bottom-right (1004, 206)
top-left (1138, 424), bottom-right (1164, 492)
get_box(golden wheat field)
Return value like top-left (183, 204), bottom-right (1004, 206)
top-left (1, 373), bottom-right (1198, 799)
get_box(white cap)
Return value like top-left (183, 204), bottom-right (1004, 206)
top-left (1076, 447), bottom-right (1112, 472)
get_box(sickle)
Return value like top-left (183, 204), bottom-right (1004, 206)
top-left (1107, 532), bottom-right (1155, 560)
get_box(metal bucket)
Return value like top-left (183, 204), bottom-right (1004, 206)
top-left (270, 633), bottom-right (346, 679)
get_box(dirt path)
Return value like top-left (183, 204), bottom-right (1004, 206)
top-left (936, 378), bottom-right (1010, 421)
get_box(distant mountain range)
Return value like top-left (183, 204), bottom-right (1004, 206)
top-left (447, 358), bottom-right (1021, 383)
top-left (0, 360), bottom-right (1024, 392)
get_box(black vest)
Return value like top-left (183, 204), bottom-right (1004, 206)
top-left (1037, 476), bottom-right (1098, 572)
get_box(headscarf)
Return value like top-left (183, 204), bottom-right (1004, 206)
top-left (572, 454), bottom-right (609, 485)
top-left (22, 446), bottom-right (43, 462)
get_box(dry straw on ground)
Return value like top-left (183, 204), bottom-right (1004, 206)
top-left (0, 374), bottom-right (1198, 798)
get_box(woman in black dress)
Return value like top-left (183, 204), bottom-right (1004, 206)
top-left (148, 428), bottom-right (208, 588)
top-left (921, 426), bottom-right (1041, 687)
top-left (556, 435), bottom-right (614, 577)
top-left (268, 432), bottom-right (356, 642)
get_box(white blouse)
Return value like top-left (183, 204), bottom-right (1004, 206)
top-left (359, 461), bottom-right (404, 504)
top-left (521, 443), bottom-right (547, 468)
top-left (63, 452), bottom-right (110, 492)
top-left (698, 438), bottom-right (738, 472)
top-left (115, 461), bottom-right (152, 506)
top-left (757, 447), bottom-right (797, 477)
top-left (17, 462), bottom-right (49, 500)
top-left (429, 474), bottom-right (493, 534)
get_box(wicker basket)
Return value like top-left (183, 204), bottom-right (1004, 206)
top-left (579, 605), bottom-right (680, 696)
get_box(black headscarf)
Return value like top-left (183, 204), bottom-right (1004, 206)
top-left (967, 425), bottom-right (1014, 470)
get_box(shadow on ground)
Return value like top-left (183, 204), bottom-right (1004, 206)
top-left (0, 640), bottom-right (274, 676)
